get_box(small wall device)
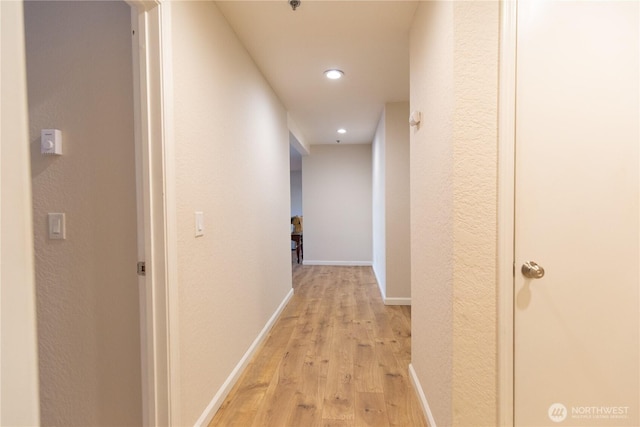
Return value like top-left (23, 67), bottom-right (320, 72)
top-left (409, 111), bottom-right (422, 127)
top-left (41, 129), bottom-right (62, 155)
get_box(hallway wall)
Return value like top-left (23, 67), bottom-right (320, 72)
top-left (169, 2), bottom-right (293, 424)
top-left (302, 144), bottom-right (373, 265)
top-left (290, 171), bottom-right (302, 217)
top-left (409, 1), bottom-right (500, 425)
top-left (372, 111), bottom-right (387, 294)
top-left (372, 102), bottom-right (411, 303)
top-left (24, 2), bottom-right (142, 425)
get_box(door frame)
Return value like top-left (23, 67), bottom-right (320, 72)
top-left (497, 3), bottom-right (640, 425)
top-left (497, 0), bottom-right (517, 426)
top-left (0, 2), bottom-right (41, 424)
top-left (127, 1), bottom-right (179, 425)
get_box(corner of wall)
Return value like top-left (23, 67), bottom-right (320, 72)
top-left (287, 113), bottom-right (310, 155)
top-left (372, 263), bottom-right (386, 301)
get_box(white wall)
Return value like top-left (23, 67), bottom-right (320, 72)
top-left (372, 102), bottom-right (411, 303)
top-left (290, 171), bottom-right (302, 217)
top-left (24, 2), bottom-right (142, 425)
top-left (169, 2), bottom-right (293, 424)
top-left (302, 144), bottom-right (372, 265)
top-left (385, 102), bottom-right (410, 301)
top-left (410, 4), bottom-right (454, 421)
top-left (0, 2), bottom-right (41, 425)
top-left (372, 111), bottom-right (387, 294)
top-left (409, 2), bottom-right (500, 425)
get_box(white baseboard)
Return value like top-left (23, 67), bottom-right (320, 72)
top-left (194, 288), bottom-right (294, 427)
top-left (384, 297), bottom-right (411, 306)
top-left (303, 260), bottom-right (373, 266)
top-left (409, 363), bottom-right (437, 427)
top-left (370, 265), bottom-right (411, 306)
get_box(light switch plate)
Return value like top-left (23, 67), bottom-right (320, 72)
top-left (48, 213), bottom-right (66, 240)
top-left (195, 211), bottom-right (204, 237)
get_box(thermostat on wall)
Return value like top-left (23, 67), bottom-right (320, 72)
top-left (41, 129), bottom-right (62, 155)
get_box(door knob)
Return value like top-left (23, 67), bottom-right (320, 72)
top-left (522, 261), bottom-right (545, 279)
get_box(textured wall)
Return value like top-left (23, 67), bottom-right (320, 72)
top-left (170, 2), bottom-right (293, 424)
top-left (25, 1), bottom-right (142, 425)
top-left (302, 144), bottom-right (373, 264)
top-left (410, 1), bottom-right (499, 425)
top-left (1, 1), bottom-right (41, 424)
top-left (450, 3), bottom-right (499, 424)
top-left (410, 2), bottom-right (455, 424)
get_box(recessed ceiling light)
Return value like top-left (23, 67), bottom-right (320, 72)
top-left (324, 69), bottom-right (344, 80)
top-left (337, 128), bottom-right (347, 134)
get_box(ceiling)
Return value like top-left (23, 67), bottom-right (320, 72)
top-left (216, 1), bottom-right (418, 149)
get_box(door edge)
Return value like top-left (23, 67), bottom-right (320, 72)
top-left (497, 0), bottom-right (517, 425)
top-left (128, 1), bottom-right (177, 425)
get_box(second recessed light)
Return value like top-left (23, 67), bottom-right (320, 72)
top-left (324, 69), bottom-right (344, 80)
top-left (337, 129), bottom-right (347, 134)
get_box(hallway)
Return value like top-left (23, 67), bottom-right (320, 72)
top-left (209, 265), bottom-right (427, 427)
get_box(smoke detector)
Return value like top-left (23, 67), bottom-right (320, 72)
top-left (289, 0), bottom-right (300, 11)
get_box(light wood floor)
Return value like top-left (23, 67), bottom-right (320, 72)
top-left (209, 261), bottom-right (427, 427)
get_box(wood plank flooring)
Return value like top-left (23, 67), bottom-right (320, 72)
top-left (209, 263), bottom-right (427, 427)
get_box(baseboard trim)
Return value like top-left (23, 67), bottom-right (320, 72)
top-left (384, 297), bottom-right (411, 306)
top-left (194, 288), bottom-right (294, 427)
top-left (303, 260), bottom-right (373, 266)
top-left (409, 363), bottom-right (437, 427)
top-left (372, 264), bottom-right (387, 300)
top-left (369, 265), bottom-right (411, 306)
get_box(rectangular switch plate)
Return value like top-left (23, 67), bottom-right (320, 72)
top-left (195, 211), bottom-right (204, 237)
top-left (48, 213), bottom-right (66, 240)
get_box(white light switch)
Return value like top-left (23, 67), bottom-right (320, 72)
top-left (195, 211), bottom-right (204, 237)
top-left (48, 213), bottom-right (66, 240)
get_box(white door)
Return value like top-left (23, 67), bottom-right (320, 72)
top-left (514, 1), bottom-right (639, 426)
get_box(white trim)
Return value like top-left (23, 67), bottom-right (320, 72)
top-left (129, 6), bottom-right (149, 425)
top-left (409, 363), bottom-right (437, 427)
top-left (0, 2), bottom-right (41, 423)
top-left (157, 2), bottom-right (181, 426)
top-left (126, 1), bottom-right (173, 425)
top-left (194, 289), bottom-right (295, 427)
top-left (384, 297), bottom-right (411, 306)
top-left (302, 260), bottom-right (373, 266)
top-left (497, 1), bottom-right (517, 426)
